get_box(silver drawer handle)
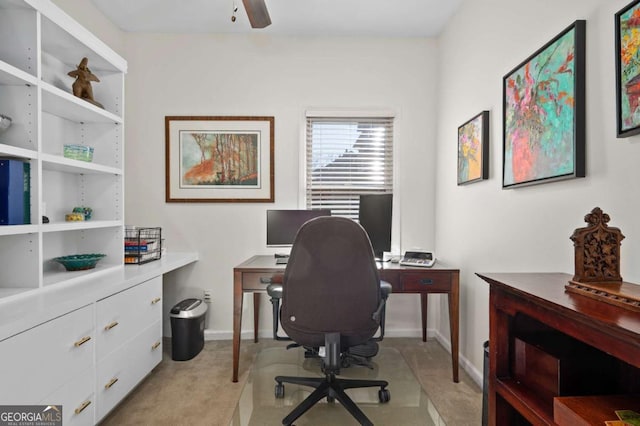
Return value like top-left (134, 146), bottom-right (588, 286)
top-left (420, 279), bottom-right (434, 285)
top-left (152, 341), bottom-right (161, 350)
top-left (151, 297), bottom-right (161, 305)
top-left (74, 400), bottom-right (91, 414)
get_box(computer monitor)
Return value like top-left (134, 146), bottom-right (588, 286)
top-left (358, 193), bottom-right (393, 260)
top-left (266, 209), bottom-right (332, 247)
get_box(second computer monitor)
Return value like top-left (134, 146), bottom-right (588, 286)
top-left (266, 209), bottom-right (332, 247)
top-left (358, 193), bottom-right (393, 260)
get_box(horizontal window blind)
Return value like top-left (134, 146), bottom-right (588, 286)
top-left (305, 116), bottom-right (394, 220)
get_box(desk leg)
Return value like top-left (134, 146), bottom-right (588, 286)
top-left (449, 274), bottom-right (460, 383)
top-left (420, 293), bottom-right (428, 342)
top-left (232, 270), bottom-right (243, 383)
top-left (253, 292), bottom-right (260, 343)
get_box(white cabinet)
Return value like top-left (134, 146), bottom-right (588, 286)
top-left (97, 321), bottom-right (163, 420)
top-left (40, 367), bottom-right (95, 426)
top-left (95, 276), bottom-right (164, 421)
top-left (0, 304), bottom-right (94, 405)
top-left (0, 254), bottom-right (198, 426)
top-left (0, 279), bottom-right (163, 424)
top-left (96, 276), bottom-right (162, 360)
top-left (0, 0), bottom-right (126, 299)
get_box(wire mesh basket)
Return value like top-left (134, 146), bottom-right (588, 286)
top-left (125, 227), bottom-right (162, 265)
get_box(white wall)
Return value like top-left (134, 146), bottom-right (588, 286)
top-left (122, 34), bottom-right (439, 339)
top-left (435, 0), bottom-right (640, 381)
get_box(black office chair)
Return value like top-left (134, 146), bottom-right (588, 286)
top-left (270, 216), bottom-right (391, 426)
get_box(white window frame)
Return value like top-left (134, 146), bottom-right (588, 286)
top-left (299, 108), bottom-right (400, 256)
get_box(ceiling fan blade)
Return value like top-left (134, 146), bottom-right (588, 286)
top-left (242, 0), bottom-right (271, 28)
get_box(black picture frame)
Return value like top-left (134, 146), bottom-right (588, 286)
top-left (502, 20), bottom-right (586, 188)
top-left (457, 110), bottom-right (489, 185)
top-left (615, 0), bottom-right (640, 138)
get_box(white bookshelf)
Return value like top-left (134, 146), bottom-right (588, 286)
top-left (0, 0), bottom-right (127, 295)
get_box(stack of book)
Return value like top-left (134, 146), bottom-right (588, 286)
top-left (0, 158), bottom-right (30, 225)
top-left (124, 227), bottom-right (161, 264)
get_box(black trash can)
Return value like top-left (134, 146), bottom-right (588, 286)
top-left (482, 340), bottom-right (489, 426)
top-left (170, 298), bottom-right (207, 361)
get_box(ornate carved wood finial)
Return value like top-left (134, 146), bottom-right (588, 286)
top-left (570, 207), bottom-right (624, 283)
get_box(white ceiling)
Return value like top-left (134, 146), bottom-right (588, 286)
top-left (89, 0), bottom-right (462, 37)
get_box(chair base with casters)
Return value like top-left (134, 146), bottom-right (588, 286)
top-left (274, 332), bottom-right (390, 426)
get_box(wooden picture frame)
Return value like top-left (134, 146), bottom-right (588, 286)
top-left (502, 20), bottom-right (586, 188)
top-left (165, 116), bottom-right (274, 202)
top-left (616, 0), bottom-right (640, 138)
top-left (457, 110), bottom-right (489, 185)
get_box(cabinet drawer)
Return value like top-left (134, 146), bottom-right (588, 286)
top-left (96, 276), bottom-right (162, 360)
top-left (96, 320), bottom-right (163, 421)
top-left (400, 272), bottom-right (451, 292)
top-left (0, 304), bottom-right (94, 404)
top-left (40, 367), bottom-right (95, 426)
top-left (242, 272), bottom-right (283, 291)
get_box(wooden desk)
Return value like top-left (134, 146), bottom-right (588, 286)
top-left (477, 273), bottom-right (640, 425)
top-left (232, 255), bottom-right (459, 383)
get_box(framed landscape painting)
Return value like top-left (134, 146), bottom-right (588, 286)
top-left (165, 116), bottom-right (274, 202)
top-left (502, 20), bottom-right (586, 188)
top-left (616, 0), bottom-right (640, 137)
top-left (457, 111), bottom-right (489, 185)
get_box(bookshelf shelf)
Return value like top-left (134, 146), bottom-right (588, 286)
top-left (41, 83), bottom-right (123, 124)
top-left (0, 224), bottom-right (38, 236)
top-left (41, 153), bottom-right (122, 175)
top-left (0, 143), bottom-right (37, 160)
top-left (0, 4), bottom-right (188, 425)
top-left (43, 262), bottom-right (121, 287)
top-left (0, 0), bottom-right (126, 299)
top-left (0, 61), bottom-right (37, 86)
top-left (42, 220), bottom-right (122, 233)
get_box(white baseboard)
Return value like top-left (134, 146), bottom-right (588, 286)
top-left (433, 330), bottom-right (483, 388)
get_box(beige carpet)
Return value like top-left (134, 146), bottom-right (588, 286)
top-left (101, 338), bottom-right (482, 425)
top-left (100, 339), bottom-right (255, 425)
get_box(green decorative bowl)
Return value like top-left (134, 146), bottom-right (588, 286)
top-left (53, 254), bottom-right (106, 271)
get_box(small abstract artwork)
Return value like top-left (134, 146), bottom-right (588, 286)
top-left (165, 116), bottom-right (274, 202)
top-left (457, 111), bottom-right (489, 185)
top-left (616, 0), bottom-right (640, 137)
top-left (503, 20), bottom-right (585, 188)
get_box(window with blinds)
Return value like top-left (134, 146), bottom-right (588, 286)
top-left (305, 116), bottom-right (394, 220)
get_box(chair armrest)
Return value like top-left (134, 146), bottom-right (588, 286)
top-left (372, 280), bottom-right (392, 323)
top-left (267, 283), bottom-right (283, 299)
top-left (266, 284), bottom-right (291, 341)
top-left (380, 280), bottom-right (392, 299)
top-left (371, 280), bottom-right (392, 340)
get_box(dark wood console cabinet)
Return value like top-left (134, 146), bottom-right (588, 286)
top-left (477, 273), bottom-right (640, 425)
